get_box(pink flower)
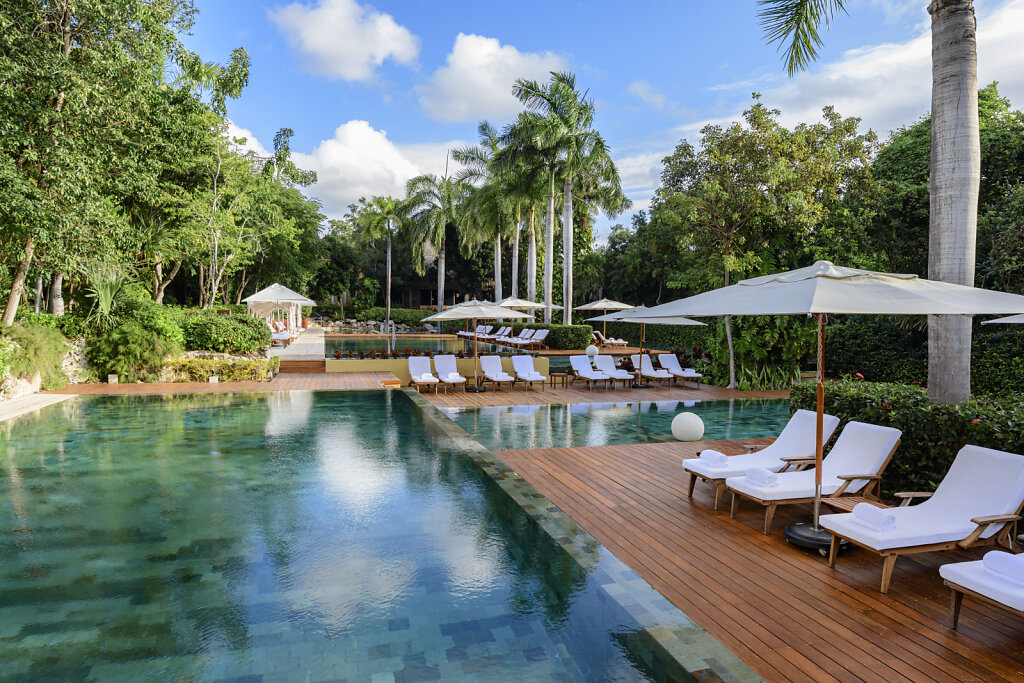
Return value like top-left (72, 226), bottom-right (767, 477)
top-left (971, 418), bottom-right (981, 424)
top-left (855, 373), bottom-right (864, 379)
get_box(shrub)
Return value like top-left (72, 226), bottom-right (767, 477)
top-left (3, 321), bottom-right (68, 389)
top-left (790, 378), bottom-right (1024, 497)
top-left (86, 321), bottom-right (179, 383)
top-left (181, 315), bottom-right (270, 355)
top-left (355, 307), bottom-right (430, 325)
top-left (120, 298), bottom-right (185, 349)
top-left (512, 323), bottom-right (593, 350)
top-left (0, 336), bottom-right (13, 381)
top-left (166, 357), bottom-right (280, 382)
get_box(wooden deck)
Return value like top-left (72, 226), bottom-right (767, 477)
top-left (423, 382), bottom-right (788, 407)
top-left (48, 372), bottom-right (398, 395)
top-left (495, 440), bottom-right (1024, 683)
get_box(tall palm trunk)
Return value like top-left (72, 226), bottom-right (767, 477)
top-left (527, 206), bottom-right (537, 303)
top-left (2, 235), bottom-right (35, 326)
top-left (927, 0), bottom-right (979, 404)
top-left (34, 276), bottom-right (43, 313)
top-left (385, 229), bottom-right (392, 332)
top-left (50, 274), bottom-right (64, 316)
top-left (436, 231), bottom-right (446, 313)
top-left (511, 219), bottom-right (520, 299)
top-left (493, 236), bottom-right (503, 302)
top-left (562, 178), bottom-right (574, 325)
top-left (544, 195), bottom-right (554, 323)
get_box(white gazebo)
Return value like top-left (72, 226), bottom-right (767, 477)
top-left (243, 283), bottom-right (315, 333)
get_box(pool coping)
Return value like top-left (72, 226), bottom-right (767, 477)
top-left (405, 389), bottom-right (761, 683)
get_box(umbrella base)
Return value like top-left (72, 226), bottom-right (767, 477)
top-left (784, 522), bottom-right (846, 552)
top-left (632, 383), bottom-right (653, 389)
top-left (466, 386), bottom-right (486, 393)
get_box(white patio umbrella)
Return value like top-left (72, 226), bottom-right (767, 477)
top-left (497, 296), bottom-right (563, 310)
top-left (588, 306), bottom-right (705, 388)
top-left (982, 314), bottom-right (1024, 324)
top-left (422, 300), bottom-right (532, 392)
top-left (626, 260), bottom-right (1024, 548)
top-left (576, 298), bottom-right (633, 337)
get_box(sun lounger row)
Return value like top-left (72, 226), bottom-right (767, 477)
top-left (407, 355), bottom-right (547, 392)
top-left (454, 326), bottom-right (551, 349)
top-left (567, 354), bottom-right (703, 389)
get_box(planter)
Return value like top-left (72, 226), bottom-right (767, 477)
top-left (302, 318), bottom-right (310, 329)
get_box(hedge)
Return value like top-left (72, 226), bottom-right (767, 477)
top-left (15, 311), bottom-right (88, 339)
top-left (181, 315), bottom-right (270, 354)
top-left (790, 378), bottom-right (1024, 497)
top-left (355, 307), bottom-right (431, 325)
top-left (166, 357), bottom-right (280, 382)
top-left (511, 323), bottom-right (593, 350)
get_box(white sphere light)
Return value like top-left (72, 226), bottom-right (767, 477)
top-left (585, 344), bottom-right (599, 358)
top-left (672, 412), bottom-right (705, 441)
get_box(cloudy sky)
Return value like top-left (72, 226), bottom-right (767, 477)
top-left (184, 0), bottom-right (1024, 240)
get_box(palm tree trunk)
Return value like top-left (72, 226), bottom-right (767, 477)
top-left (385, 231), bottom-right (392, 332)
top-left (927, 0), bottom-right (979, 405)
top-left (2, 235), bottom-right (35, 326)
top-left (511, 220), bottom-right (520, 299)
top-left (527, 206), bottom-right (537, 303)
top-left (544, 195), bottom-right (554, 323)
top-left (723, 268), bottom-right (737, 389)
top-left (562, 177), bottom-right (574, 325)
top-left (50, 274), bottom-right (64, 316)
top-left (34, 276), bottom-right (43, 314)
top-left (436, 232), bottom-right (446, 314)
top-left (493, 237), bottom-right (503, 302)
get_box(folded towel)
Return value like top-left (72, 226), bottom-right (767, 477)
top-left (983, 551), bottom-right (1024, 587)
top-left (850, 502), bottom-right (896, 532)
top-left (746, 467), bottom-right (778, 487)
top-left (699, 449), bottom-right (728, 468)
top-left (446, 372), bottom-right (462, 381)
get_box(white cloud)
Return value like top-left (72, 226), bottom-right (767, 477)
top-left (627, 80), bottom-right (666, 109)
top-left (226, 119), bottom-right (271, 157)
top-left (269, 0), bottom-right (419, 82)
top-left (418, 33), bottom-right (566, 123)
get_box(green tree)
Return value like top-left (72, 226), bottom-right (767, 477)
top-left (353, 196), bottom-right (406, 329)
top-left (405, 166), bottom-right (468, 313)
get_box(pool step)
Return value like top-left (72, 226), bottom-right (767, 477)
top-left (279, 359), bottom-right (326, 374)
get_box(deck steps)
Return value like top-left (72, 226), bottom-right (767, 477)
top-left (279, 359), bottom-right (326, 373)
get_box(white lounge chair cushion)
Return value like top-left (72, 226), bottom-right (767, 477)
top-left (481, 356), bottom-right (514, 381)
top-left (593, 356), bottom-right (632, 379)
top-left (408, 358), bottom-right (438, 383)
top-left (443, 373), bottom-right (465, 383)
top-left (822, 444), bottom-right (1024, 549)
top-left (686, 452), bottom-right (790, 479)
top-left (939, 559), bottom-right (1024, 612)
top-left (727, 469), bottom-right (846, 501)
top-left (633, 355), bottom-right (671, 379)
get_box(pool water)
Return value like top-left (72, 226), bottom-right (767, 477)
top-left (442, 399), bottom-right (790, 451)
top-left (325, 336), bottom-right (503, 357)
top-left (0, 392), bottom-right (691, 681)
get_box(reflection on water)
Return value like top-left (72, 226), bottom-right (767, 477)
top-left (325, 336), bottom-right (504, 357)
top-left (443, 398), bottom-right (791, 451)
top-left (0, 391), bottom-right (668, 681)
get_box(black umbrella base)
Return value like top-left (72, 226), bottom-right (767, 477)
top-left (632, 383), bottom-right (653, 389)
top-left (466, 386), bottom-right (487, 393)
top-left (784, 522), bottom-right (847, 552)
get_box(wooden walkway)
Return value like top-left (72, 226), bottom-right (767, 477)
top-left (48, 372), bottom-right (398, 395)
top-left (495, 440), bottom-right (1024, 683)
top-left (423, 382), bottom-right (788, 407)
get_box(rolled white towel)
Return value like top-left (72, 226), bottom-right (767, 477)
top-left (850, 502), bottom-right (896, 532)
top-left (746, 467), bottom-right (778, 487)
top-left (699, 449), bottom-right (728, 469)
top-left (446, 372), bottom-right (463, 381)
top-left (982, 551), bottom-right (1024, 587)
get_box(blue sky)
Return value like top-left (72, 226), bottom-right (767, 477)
top-left (183, 0), bottom-right (1024, 239)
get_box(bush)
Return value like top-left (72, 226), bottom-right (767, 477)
top-left (166, 357), bottom-right (280, 382)
top-left (181, 315), bottom-right (270, 354)
top-left (120, 298), bottom-right (185, 349)
top-left (355, 307), bottom-right (430, 325)
top-left (790, 378), bottom-right (1024, 497)
top-left (512, 323), bottom-right (593, 350)
top-left (86, 321), bottom-right (180, 383)
top-left (0, 336), bottom-right (13, 381)
top-left (3, 321), bottom-right (68, 389)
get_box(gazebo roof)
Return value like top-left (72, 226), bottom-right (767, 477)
top-left (243, 283), bottom-right (315, 306)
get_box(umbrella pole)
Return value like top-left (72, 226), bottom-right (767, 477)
top-left (634, 323), bottom-right (651, 389)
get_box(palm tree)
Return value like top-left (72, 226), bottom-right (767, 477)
top-left (758, 0), bottom-right (980, 404)
top-left (355, 195), bottom-right (405, 331)
top-left (511, 72), bottom-right (615, 324)
top-left (406, 168), bottom-right (467, 313)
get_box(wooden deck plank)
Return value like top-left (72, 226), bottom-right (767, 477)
top-left (494, 440), bottom-right (1024, 683)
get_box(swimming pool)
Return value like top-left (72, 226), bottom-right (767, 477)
top-left (0, 391), bottom-right (719, 681)
top-left (325, 335), bottom-right (503, 357)
top-left (441, 398), bottom-right (790, 451)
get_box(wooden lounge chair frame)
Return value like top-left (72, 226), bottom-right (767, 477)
top-left (826, 494), bottom-right (1023, 593)
top-left (686, 444), bottom-right (814, 511)
top-left (945, 575), bottom-right (1024, 630)
top-left (729, 439), bottom-right (901, 535)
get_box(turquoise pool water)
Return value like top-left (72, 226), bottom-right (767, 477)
top-left (325, 336), bottom-right (503, 357)
top-left (442, 399), bottom-right (791, 451)
top-left (0, 392), bottom-right (694, 681)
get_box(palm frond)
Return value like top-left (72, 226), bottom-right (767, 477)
top-left (757, 0), bottom-right (847, 75)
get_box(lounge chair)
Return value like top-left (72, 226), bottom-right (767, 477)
top-left (511, 356), bottom-right (546, 390)
top-left (433, 354), bottom-right (467, 392)
top-left (593, 355), bottom-right (634, 388)
top-left (631, 354), bottom-right (673, 387)
top-left (821, 444), bottom-right (1024, 593)
top-left (485, 326), bottom-right (512, 341)
top-left (503, 329), bottom-right (536, 346)
top-left (658, 354), bottom-right (703, 388)
top-left (480, 355), bottom-right (516, 390)
top-left (457, 325), bottom-right (485, 338)
top-left (726, 421), bottom-right (902, 534)
top-left (268, 321), bottom-right (291, 347)
top-left (569, 355), bottom-right (610, 389)
top-left (524, 328), bottom-right (550, 349)
top-left (684, 410), bottom-right (841, 510)
top-left (940, 551), bottom-right (1024, 629)
top-left (593, 330), bottom-right (628, 347)
top-left (408, 357), bottom-right (439, 393)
